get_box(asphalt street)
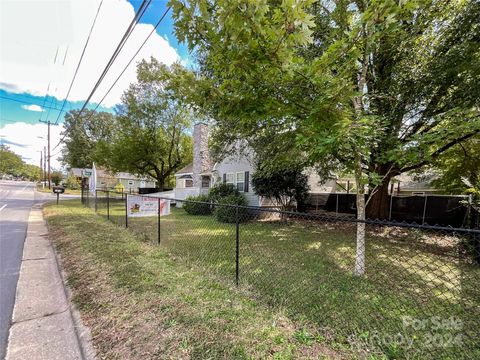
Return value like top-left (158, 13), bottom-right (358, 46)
top-left (0, 181), bottom-right (78, 358)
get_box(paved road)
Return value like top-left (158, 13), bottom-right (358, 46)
top-left (0, 181), bottom-right (78, 358)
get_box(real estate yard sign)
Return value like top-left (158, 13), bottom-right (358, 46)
top-left (127, 196), bottom-right (170, 217)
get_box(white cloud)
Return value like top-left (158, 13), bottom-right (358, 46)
top-left (0, 122), bottom-right (65, 170)
top-left (0, 0), bottom-right (180, 108)
top-left (21, 104), bottom-right (44, 112)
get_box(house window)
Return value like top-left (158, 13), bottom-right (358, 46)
top-left (201, 176), bottom-right (210, 188)
top-left (236, 172), bottom-right (245, 192)
top-left (225, 173), bottom-right (234, 185)
top-left (128, 180), bottom-right (134, 186)
top-left (185, 179), bottom-right (193, 188)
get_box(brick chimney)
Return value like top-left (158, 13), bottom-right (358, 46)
top-left (192, 122), bottom-right (211, 187)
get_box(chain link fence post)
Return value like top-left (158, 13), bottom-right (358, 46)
top-left (125, 193), bottom-right (128, 228)
top-left (422, 195), bottom-right (428, 224)
top-left (94, 190), bottom-right (98, 213)
top-left (157, 198), bottom-right (161, 245)
top-left (107, 190), bottom-right (110, 220)
top-left (235, 205), bottom-right (240, 286)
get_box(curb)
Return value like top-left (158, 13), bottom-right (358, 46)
top-left (6, 203), bottom-right (96, 360)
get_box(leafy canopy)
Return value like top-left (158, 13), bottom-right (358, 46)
top-left (98, 58), bottom-right (193, 190)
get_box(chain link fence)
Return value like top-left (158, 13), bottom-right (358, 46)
top-left (82, 190), bottom-right (480, 359)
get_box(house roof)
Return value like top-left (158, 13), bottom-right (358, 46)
top-left (175, 163), bottom-right (193, 175)
top-left (69, 168), bottom-right (91, 177)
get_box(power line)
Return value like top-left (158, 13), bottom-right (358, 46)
top-left (39, 82), bottom-right (51, 122)
top-left (90, 6), bottom-right (172, 115)
top-left (53, 0), bottom-right (155, 150)
top-left (54, 0), bottom-right (104, 125)
top-left (77, 0), bottom-right (151, 115)
top-left (0, 95), bottom-right (66, 113)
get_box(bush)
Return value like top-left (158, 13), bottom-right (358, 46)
top-left (183, 194), bottom-right (212, 215)
top-left (208, 183), bottom-right (239, 203)
top-left (51, 171), bottom-right (64, 186)
top-left (214, 194), bottom-right (249, 223)
top-left (64, 175), bottom-right (80, 190)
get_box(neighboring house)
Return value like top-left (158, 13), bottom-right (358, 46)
top-left (174, 123), bottom-right (325, 207)
top-left (394, 173), bottom-right (441, 196)
top-left (69, 167), bottom-right (156, 192)
top-left (174, 123), bottom-right (259, 206)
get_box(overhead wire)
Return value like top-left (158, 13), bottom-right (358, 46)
top-left (89, 6), bottom-right (172, 116)
top-left (53, 0), bottom-right (105, 125)
top-left (0, 95), bottom-right (66, 113)
top-left (77, 0), bottom-right (151, 115)
top-left (53, 0), bottom-right (164, 150)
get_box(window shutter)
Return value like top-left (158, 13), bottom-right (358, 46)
top-left (244, 171), bottom-right (249, 192)
top-left (223, 173), bottom-right (226, 183)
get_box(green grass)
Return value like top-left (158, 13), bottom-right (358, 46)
top-left (45, 200), bottom-right (343, 359)
top-left (96, 200), bottom-right (480, 359)
top-left (36, 184), bottom-right (81, 194)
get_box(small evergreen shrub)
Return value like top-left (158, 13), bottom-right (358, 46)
top-left (214, 194), bottom-right (249, 223)
top-left (208, 183), bottom-right (239, 203)
top-left (183, 194), bottom-right (212, 215)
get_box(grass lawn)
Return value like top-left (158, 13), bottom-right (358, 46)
top-left (95, 199), bottom-right (480, 359)
top-left (45, 200), bottom-right (344, 359)
top-left (36, 184), bottom-right (81, 194)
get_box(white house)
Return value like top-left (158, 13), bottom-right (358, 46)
top-left (174, 123), bottom-right (260, 206)
top-left (174, 123), bottom-right (329, 207)
top-left (70, 167), bottom-right (156, 192)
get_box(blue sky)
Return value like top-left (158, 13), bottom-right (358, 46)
top-left (0, 0), bottom-right (189, 167)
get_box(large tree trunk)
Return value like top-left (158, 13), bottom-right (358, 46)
top-left (366, 177), bottom-right (391, 220)
top-left (366, 164), bottom-right (394, 220)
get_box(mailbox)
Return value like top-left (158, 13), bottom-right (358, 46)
top-left (52, 186), bottom-right (65, 194)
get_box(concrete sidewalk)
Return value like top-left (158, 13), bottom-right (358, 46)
top-left (6, 204), bottom-right (95, 360)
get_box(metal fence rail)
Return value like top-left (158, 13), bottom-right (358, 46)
top-left (82, 189), bottom-right (480, 359)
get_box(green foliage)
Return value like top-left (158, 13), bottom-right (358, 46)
top-left (51, 171), bottom-right (64, 186)
top-left (171, 0), bottom-right (480, 219)
top-left (0, 145), bottom-right (41, 180)
top-left (60, 109), bottom-right (116, 169)
top-left (252, 165), bottom-right (310, 211)
top-left (100, 58), bottom-right (193, 190)
top-left (0, 145), bottom-right (24, 176)
top-left (430, 137), bottom-right (480, 199)
top-left (183, 194), bottom-right (212, 215)
top-left (214, 194), bottom-right (248, 223)
top-left (64, 175), bottom-right (80, 190)
top-left (208, 183), bottom-right (239, 203)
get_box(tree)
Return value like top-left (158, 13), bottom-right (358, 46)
top-left (20, 164), bottom-right (42, 181)
top-left (252, 165), bottom-right (310, 212)
top-left (430, 137), bottom-right (480, 197)
top-left (171, 0), bottom-right (480, 275)
top-left (101, 58), bottom-right (193, 190)
top-left (0, 146), bottom-right (41, 181)
top-left (60, 109), bottom-right (116, 169)
top-left (0, 145), bottom-right (24, 176)
top-left (51, 171), bottom-right (63, 186)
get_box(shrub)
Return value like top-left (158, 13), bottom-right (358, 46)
top-left (252, 165), bottom-right (310, 211)
top-left (51, 171), bottom-right (64, 186)
top-left (208, 183), bottom-right (239, 203)
top-left (64, 175), bottom-right (80, 190)
top-left (214, 194), bottom-right (249, 223)
top-left (183, 194), bottom-right (212, 215)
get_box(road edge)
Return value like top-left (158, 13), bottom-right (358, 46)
top-left (6, 202), bottom-right (96, 360)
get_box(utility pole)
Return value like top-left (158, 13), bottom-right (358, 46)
top-left (39, 120), bottom-right (54, 189)
top-left (40, 150), bottom-right (43, 187)
top-left (43, 146), bottom-right (47, 184)
top-left (47, 120), bottom-right (51, 189)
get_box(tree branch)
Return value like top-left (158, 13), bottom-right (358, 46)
top-left (400, 130), bottom-right (480, 173)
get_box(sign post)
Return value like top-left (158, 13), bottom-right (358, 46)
top-left (52, 186), bottom-right (65, 205)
